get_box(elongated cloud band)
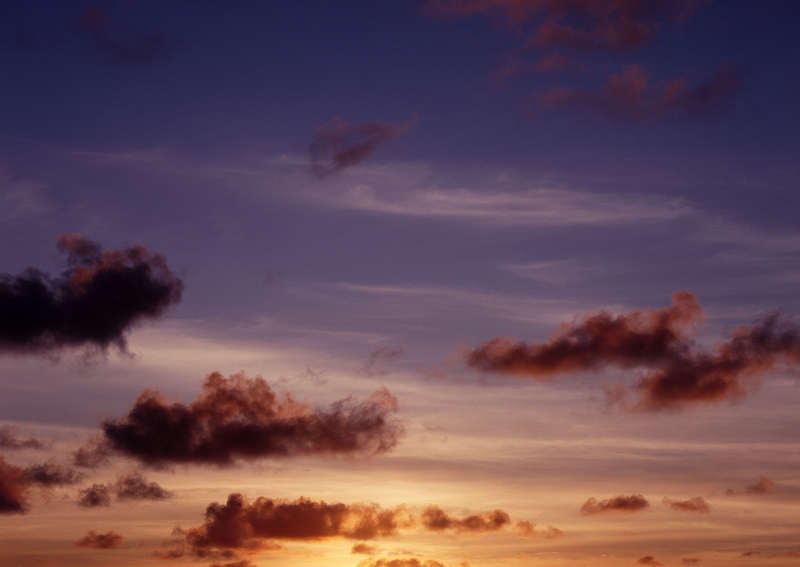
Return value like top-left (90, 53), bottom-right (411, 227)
top-left (88, 372), bottom-right (402, 466)
top-left (465, 291), bottom-right (800, 410)
top-left (0, 234), bottom-right (183, 354)
top-left (581, 494), bottom-right (650, 515)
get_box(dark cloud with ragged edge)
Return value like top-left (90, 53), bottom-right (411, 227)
top-left (309, 115), bottom-right (416, 178)
top-left (158, 493), bottom-right (413, 559)
top-left (72, 530), bottom-right (125, 550)
top-left (0, 454), bottom-right (28, 514)
top-left (465, 291), bottom-right (800, 411)
top-left (662, 496), bottom-right (710, 513)
top-left (0, 426), bottom-right (49, 450)
top-left (580, 494), bottom-right (650, 515)
top-left (76, 470), bottom-right (173, 507)
top-left (0, 234), bottom-right (184, 355)
top-left (725, 475), bottom-right (775, 496)
top-left (89, 371), bottom-right (401, 466)
top-left (23, 462), bottom-right (83, 487)
top-left (636, 557), bottom-right (663, 567)
top-left (420, 505), bottom-right (510, 533)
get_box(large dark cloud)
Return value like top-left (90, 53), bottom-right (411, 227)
top-left (0, 426), bottom-right (49, 450)
top-left (423, 0), bottom-right (709, 53)
top-left (309, 115), bottom-right (415, 178)
top-left (73, 530), bottom-right (124, 550)
top-left (0, 234), bottom-right (184, 354)
top-left (159, 493), bottom-right (413, 559)
top-left (0, 455), bottom-right (29, 514)
top-left (93, 371), bottom-right (402, 466)
top-left (580, 494), bottom-right (650, 515)
top-left (465, 291), bottom-right (800, 411)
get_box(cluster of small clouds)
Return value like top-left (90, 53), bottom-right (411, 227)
top-left (77, 470), bottom-right (173, 508)
top-left (424, 0), bottom-right (742, 122)
top-left (465, 291), bottom-right (800, 411)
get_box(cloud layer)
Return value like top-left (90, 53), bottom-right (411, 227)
top-left (0, 234), bottom-right (184, 354)
top-left (95, 372), bottom-right (402, 466)
top-left (466, 291), bottom-right (800, 410)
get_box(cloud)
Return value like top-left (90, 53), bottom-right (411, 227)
top-left (636, 557), bottom-right (662, 567)
top-left (72, 530), bottom-right (124, 550)
top-left (358, 346), bottom-right (406, 377)
top-left (423, 0), bottom-right (708, 53)
top-left (162, 493), bottom-right (413, 559)
top-left (0, 426), bottom-right (49, 450)
top-left (725, 475), bottom-right (775, 496)
top-left (357, 560), bottom-right (447, 567)
top-left (97, 371), bottom-right (402, 466)
top-left (77, 470), bottom-right (172, 507)
top-left (421, 505), bottom-right (510, 533)
top-left (352, 543), bottom-right (378, 554)
top-left (532, 62), bottom-right (741, 122)
top-left (0, 234), bottom-right (184, 354)
top-left (209, 561), bottom-right (258, 567)
top-left (76, 4), bottom-right (183, 66)
top-left (309, 115), bottom-right (416, 177)
top-left (0, 455), bottom-right (29, 514)
top-left (662, 496), bottom-right (710, 513)
top-left (23, 463), bottom-right (82, 487)
top-left (580, 494), bottom-right (650, 515)
top-left (465, 291), bottom-right (800, 411)
top-left (77, 483), bottom-right (112, 508)
top-left (682, 559), bottom-right (701, 565)
top-left (515, 521), bottom-right (563, 539)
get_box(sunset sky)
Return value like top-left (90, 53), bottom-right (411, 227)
top-left (1, 1), bottom-right (799, 567)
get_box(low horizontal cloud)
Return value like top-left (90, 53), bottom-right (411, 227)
top-left (93, 371), bottom-right (401, 466)
top-left (0, 234), bottom-right (183, 355)
top-left (0, 426), bottom-right (49, 450)
top-left (357, 559), bottom-right (447, 567)
top-left (515, 520), bottom-right (563, 539)
top-left (663, 496), bottom-right (710, 513)
top-left (73, 530), bottom-right (124, 550)
top-left (725, 475), bottom-right (775, 496)
top-left (637, 557), bottom-right (663, 567)
top-left (161, 493), bottom-right (413, 559)
top-left (77, 471), bottom-right (173, 507)
top-left (309, 115), bottom-right (415, 178)
top-left (466, 291), bottom-right (800, 411)
top-left (23, 463), bottom-right (82, 487)
top-left (581, 494), bottom-right (650, 515)
top-left (352, 543), bottom-right (378, 555)
top-left (532, 63), bottom-right (742, 122)
top-left (421, 505), bottom-right (510, 533)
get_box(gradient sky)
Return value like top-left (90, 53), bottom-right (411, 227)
top-left (1, 1), bottom-right (799, 567)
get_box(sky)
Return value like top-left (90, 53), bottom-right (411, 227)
top-left (1, 1), bottom-right (799, 566)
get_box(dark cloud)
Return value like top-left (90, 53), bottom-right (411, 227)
top-left (465, 291), bottom-right (800, 411)
top-left (309, 115), bottom-right (416, 177)
top-left (73, 530), bottom-right (124, 550)
top-left (162, 493), bottom-right (413, 559)
top-left (0, 455), bottom-right (29, 514)
top-left (209, 561), bottom-right (258, 567)
top-left (423, 0), bottom-right (708, 53)
top-left (352, 543), bottom-right (378, 554)
top-left (581, 494), bottom-right (650, 515)
top-left (76, 470), bottom-right (173, 507)
top-left (77, 483), bottom-right (112, 508)
top-left (531, 62), bottom-right (742, 122)
top-left (76, 4), bottom-right (184, 66)
top-left (421, 505), bottom-right (510, 533)
top-left (725, 475), bottom-right (775, 496)
top-left (23, 463), bottom-right (82, 487)
top-left (0, 234), bottom-right (184, 355)
top-left (0, 426), bottom-right (49, 450)
top-left (98, 371), bottom-right (401, 466)
top-left (72, 435), bottom-right (113, 468)
top-left (636, 557), bottom-right (662, 567)
top-left (662, 496), bottom-right (710, 513)
top-left (357, 560), bottom-right (446, 567)
top-left (358, 346), bottom-right (406, 377)
top-left (515, 520), bottom-right (563, 539)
